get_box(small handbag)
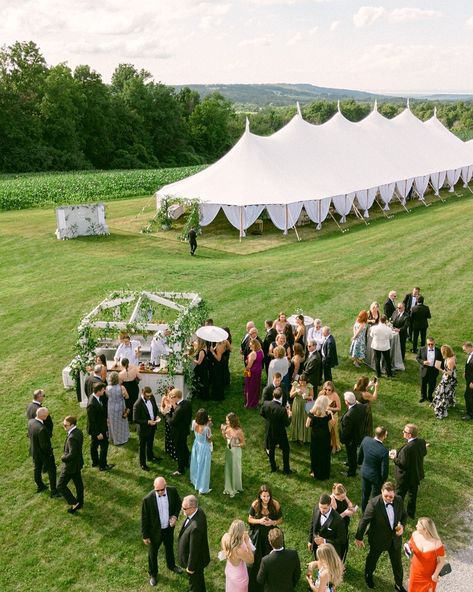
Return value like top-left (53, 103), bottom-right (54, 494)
top-left (243, 368), bottom-right (251, 378)
top-left (122, 408), bottom-right (130, 418)
top-left (438, 562), bottom-right (452, 577)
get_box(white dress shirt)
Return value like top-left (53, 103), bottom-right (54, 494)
top-left (155, 490), bottom-right (170, 529)
top-left (427, 347), bottom-right (436, 366)
top-left (114, 340), bottom-right (141, 366)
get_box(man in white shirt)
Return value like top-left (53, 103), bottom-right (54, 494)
top-left (370, 315), bottom-right (393, 378)
top-left (114, 334), bottom-right (141, 366)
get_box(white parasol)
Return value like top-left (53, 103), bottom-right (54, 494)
top-left (195, 326), bottom-right (229, 342)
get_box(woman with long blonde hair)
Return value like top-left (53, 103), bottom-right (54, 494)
top-left (219, 519), bottom-right (254, 592)
top-left (307, 542), bottom-right (344, 591)
top-left (306, 395), bottom-right (333, 480)
top-left (407, 517), bottom-right (446, 592)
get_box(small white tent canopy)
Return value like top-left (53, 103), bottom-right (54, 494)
top-left (156, 104), bottom-right (473, 235)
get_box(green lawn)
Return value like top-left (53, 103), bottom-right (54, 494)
top-left (1, 190), bottom-right (472, 591)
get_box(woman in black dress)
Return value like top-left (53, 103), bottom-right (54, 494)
top-left (330, 483), bottom-right (357, 562)
top-left (118, 358), bottom-right (140, 421)
top-left (191, 338), bottom-right (210, 400)
top-left (210, 340), bottom-right (226, 400)
top-left (221, 327), bottom-right (232, 388)
top-left (248, 484), bottom-right (283, 592)
top-left (160, 389), bottom-right (178, 460)
top-left (306, 395), bottom-right (333, 480)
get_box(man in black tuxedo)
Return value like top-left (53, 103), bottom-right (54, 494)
top-left (355, 481), bottom-right (407, 592)
top-left (262, 373), bottom-right (288, 406)
top-left (391, 302), bottom-right (409, 361)
top-left (257, 527), bottom-right (301, 592)
top-left (410, 295), bottom-right (431, 353)
top-left (392, 423), bottom-right (427, 519)
top-left (57, 415), bottom-right (84, 514)
top-left (340, 391), bottom-right (366, 477)
top-left (84, 365), bottom-right (104, 398)
top-left (308, 493), bottom-right (347, 560)
top-left (178, 495), bottom-right (210, 592)
top-left (28, 407), bottom-right (59, 497)
top-left (166, 388), bottom-right (192, 476)
top-left (260, 388), bottom-right (292, 474)
top-left (188, 227), bottom-right (197, 256)
top-left (142, 476), bottom-right (183, 586)
top-left (240, 321), bottom-right (255, 365)
top-left (383, 290), bottom-right (397, 321)
top-left (358, 426), bottom-right (389, 511)
top-left (26, 389), bottom-right (53, 437)
top-left (462, 341), bottom-right (473, 420)
top-left (87, 382), bottom-right (113, 471)
top-left (263, 319), bottom-right (278, 375)
top-left (303, 340), bottom-right (322, 388)
top-left (321, 326), bottom-right (338, 382)
top-left (133, 386), bottom-right (161, 471)
top-left (403, 286), bottom-right (420, 340)
top-left (416, 338), bottom-right (443, 402)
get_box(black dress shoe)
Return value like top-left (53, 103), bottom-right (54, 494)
top-left (462, 415), bottom-right (472, 421)
top-left (92, 463), bottom-right (99, 468)
top-left (365, 573), bottom-right (375, 589)
top-left (36, 484), bottom-right (48, 493)
top-left (394, 584), bottom-right (407, 592)
top-left (270, 466), bottom-right (279, 473)
top-left (419, 398), bottom-right (426, 403)
top-left (141, 465), bottom-right (150, 471)
top-left (283, 469), bottom-right (294, 475)
top-left (50, 491), bottom-right (62, 498)
top-left (99, 464), bottom-right (115, 472)
top-left (149, 576), bottom-right (157, 586)
top-left (340, 471), bottom-right (356, 477)
top-left (67, 503), bottom-right (81, 514)
top-left (170, 566), bottom-right (184, 574)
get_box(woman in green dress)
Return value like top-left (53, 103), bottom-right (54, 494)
top-left (289, 375), bottom-right (313, 443)
top-left (221, 412), bottom-right (245, 497)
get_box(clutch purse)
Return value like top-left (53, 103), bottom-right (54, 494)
top-left (243, 368), bottom-right (251, 378)
top-left (438, 562), bottom-right (452, 577)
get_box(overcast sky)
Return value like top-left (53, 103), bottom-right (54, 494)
top-left (2, 0), bottom-right (473, 93)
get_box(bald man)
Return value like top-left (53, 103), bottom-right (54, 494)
top-left (27, 407), bottom-right (59, 496)
top-left (178, 495), bottom-right (210, 592)
top-left (141, 477), bottom-right (183, 586)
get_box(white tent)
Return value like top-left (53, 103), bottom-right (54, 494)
top-left (156, 104), bottom-right (473, 236)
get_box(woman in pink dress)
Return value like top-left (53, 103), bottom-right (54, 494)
top-left (407, 517), bottom-right (446, 592)
top-left (244, 339), bottom-right (264, 408)
top-left (219, 519), bottom-right (254, 592)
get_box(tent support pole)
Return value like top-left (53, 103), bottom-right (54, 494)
top-left (467, 184), bottom-right (473, 194)
top-left (428, 182), bottom-right (446, 203)
top-left (239, 206), bottom-right (243, 243)
top-left (412, 186), bottom-right (430, 207)
top-left (375, 198), bottom-right (393, 219)
top-left (352, 204), bottom-right (369, 225)
top-left (329, 211), bottom-right (347, 233)
top-left (394, 192), bottom-right (410, 213)
top-left (287, 206), bottom-right (301, 241)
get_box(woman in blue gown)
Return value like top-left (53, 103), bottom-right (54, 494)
top-left (190, 408), bottom-right (212, 494)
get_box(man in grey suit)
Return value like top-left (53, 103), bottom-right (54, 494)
top-left (358, 426), bottom-right (389, 510)
top-left (257, 528), bottom-right (301, 592)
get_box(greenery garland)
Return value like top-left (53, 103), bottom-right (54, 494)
top-left (142, 196), bottom-right (202, 238)
top-left (70, 290), bottom-right (208, 396)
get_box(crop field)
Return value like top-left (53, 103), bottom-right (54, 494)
top-left (0, 166), bottom-right (205, 211)
top-left (1, 189), bottom-right (473, 591)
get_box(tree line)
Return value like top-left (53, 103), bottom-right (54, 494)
top-left (1, 41), bottom-right (472, 174)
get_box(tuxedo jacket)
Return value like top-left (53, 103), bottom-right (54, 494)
top-left (394, 438), bottom-right (427, 488)
top-left (416, 346), bottom-right (443, 377)
top-left (303, 351), bottom-right (322, 386)
top-left (87, 395), bottom-right (108, 436)
top-left (263, 328), bottom-right (278, 356)
top-left (26, 402), bottom-right (53, 436)
top-left (85, 374), bottom-right (103, 398)
top-left (260, 400), bottom-right (291, 445)
top-left (340, 403), bottom-right (366, 446)
top-left (167, 399), bottom-right (192, 443)
top-left (178, 508), bottom-right (210, 572)
top-left (308, 507), bottom-right (346, 559)
top-left (358, 436), bottom-right (389, 483)
top-left (141, 486), bottom-right (181, 542)
top-left (262, 383), bottom-right (289, 407)
top-left (383, 298), bottom-right (396, 320)
top-left (322, 335), bottom-right (338, 367)
top-left (28, 418), bottom-right (54, 463)
top-left (133, 396), bottom-right (159, 436)
top-left (355, 493), bottom-right (407, 552)
top-left (465, 354), bottom-right (473, 385)
top-left (410, 303), bottom-right (431, 329)
top-left (257, 548), bottom-right (301, 592)
top-left (403, 293), bottom-right (417, 313)
top-left (61, 427), bottom-right (84, 473)
top-left (391, 310), bottom-right (409, 334)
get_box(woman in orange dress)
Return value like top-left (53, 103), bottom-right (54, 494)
top-left (408, 517), bottom-right (446, 592)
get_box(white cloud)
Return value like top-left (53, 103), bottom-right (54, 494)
top-left (465, 16), bottom-right (473, 28)
top-left (246, 0), bottom-right (331, 5)
top-left (354, 6), bottom-right (441, 28)
top-left (287, 32), bottom-right (303, 45)
top-left (329, 20), bottom-right (340, 32)
top-left (67, 39), bottom-right (173, 59)
top-left (239, 35), bottom-right (273, 47)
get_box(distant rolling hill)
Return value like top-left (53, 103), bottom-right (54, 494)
top-left (175, 83), bottom-right (473, 108)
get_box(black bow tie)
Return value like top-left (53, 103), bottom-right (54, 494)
top-left (385, 502), bottom-right (393, 507)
